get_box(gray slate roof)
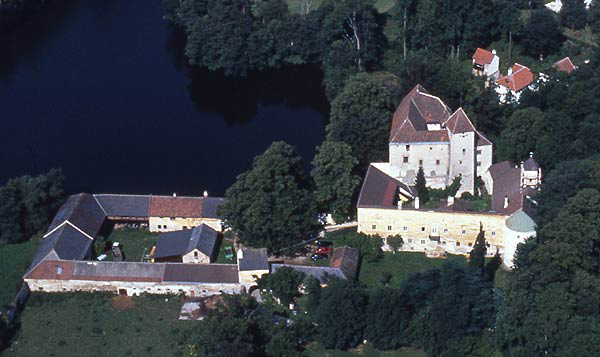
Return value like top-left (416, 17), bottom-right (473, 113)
top-left (153, 224), bottom-right (218, 259)
top-left (48, 193), bottom-right (106, 237)
top-left (357, 165), bottom-right (415, 208)
top-left (271, 264), bottom-right (346, 282)
top-left (73, 261), bottom-right (165, 280)
top-left (201, 197), bottom-right (225, 219)
top-left (163, 263), bottom-right (239, 283)
top-left (237, 248), bottom-right (269, 271)
top-left (505, 209), bottom-right (536, 233)
top-left (94, 194), bottom-right (150, 218)
top-left (523, 156), bottom-right (540, 171)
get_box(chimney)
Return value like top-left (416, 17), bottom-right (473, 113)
top-left (397, 200), bottom-right (403, 210)
top-left (447, 196), bottom-right (454, 206)
top-left (529, 152), bottom-right (534, 158)
top-left (203, 190), bottom-right (208, 198)
top-left (507, 67), bottom-right (513, 76)
top-left (172, 192), bottom-right (177, 197)
top-left (414, 197), bottom-right (420, 210)
top-left (504, 196), bottom-right (509, 209)
top-left (492, 49), bottom-right (497, 55)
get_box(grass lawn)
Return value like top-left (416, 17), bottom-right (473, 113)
top-left (303, 342), bottom-right (425, 357)
top-left (5, 292), bottom-right (196, 356)
top-left (97, 228), bottom-right (159, 262)
top-left (359, 251), bottom-right (467, 289)
top-left (0, 238), bottom-right (40, 308)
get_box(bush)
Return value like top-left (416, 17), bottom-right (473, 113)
top-left (326, 229), bottom-right (383, 262)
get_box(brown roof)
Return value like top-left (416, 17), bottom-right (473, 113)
top-left (391, 117), bottom-right (449, 143)
top-left (489, 161), bottom-right (524, 214)
top-left (444, 108), bottom-right (476, 134)
top-left (553, 57), bottom-right (576, 74)
top-left (330, 247), bottom-right (360, 280)
top-left (149, 196), bottom-right (203, 218)
top-left (390, 85), bottom-right (451, 142)
top-left (496, 63), bottom-right (534, 92)
top-left (357, 165), bottom-right (415, 208)
top-left (24, 260), bottom-right (75, 280)
top-left (473, 48), bottom-right (495, 65)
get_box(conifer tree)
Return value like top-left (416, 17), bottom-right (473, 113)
top-left (415, 167), bottom-right (429, 204)
top-left (469, 225), bottom-right (487, 274)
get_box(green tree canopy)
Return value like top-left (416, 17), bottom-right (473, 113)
top-left (497, 107), bottom-right (543, 163)
top-left (326, 72), bottom-right (401, 169)
top-left (311, 141), bottom-right (361, 223)
top-left (386, 235), bottom-right (403, 254)
top-left (364, 288), bottom-right (411, 349)
top-left (468, 226), bottom-right (486, 275)
top-left (560, 0), bottom-right (587, 29)
top-left (415, 167), bottom-right (428, 204)
top-left (259, 266), bottom-right (306, 306)
top-left (219, 141), bottom-right (319, 254)
top-left (519, 9), bottom-right (565, 58)
top-left (314, 278), bottom-right (367, 350)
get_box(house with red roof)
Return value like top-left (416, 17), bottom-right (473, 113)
top-left (495, 63), bottom-right (535, 103)
top-left (553, 56), bottom-right (577, 74)
top-left (472, 48), bottom-right (500, 80)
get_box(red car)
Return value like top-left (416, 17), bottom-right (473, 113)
top-left (315, 246), bottom-right (332, 254)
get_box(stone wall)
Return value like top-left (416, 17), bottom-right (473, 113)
top-left (358, 207), bottom-right (506, 256)
top-left (149, 217), bottom-right (221, 232)
top-left (389, 142), bottom-right (450, 189)
top-left (25, 278), bottom-right (242, 297)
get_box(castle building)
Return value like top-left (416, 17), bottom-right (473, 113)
top-left (357, 86), bottom-right (542, 268)
top-left (385, 84), bottom-right (492, 195)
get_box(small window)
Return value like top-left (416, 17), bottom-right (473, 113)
top-left (406, 145), bottom-right (410, 151)
top-left (421, 227), bottom-right (425, 232)
top-left (56, 266), bottom-right (63, 275)
top-left (443, 228), bottom-right (449, 234)
top-left (419, 159), bottom-right (423, 166)
top-left (462, 148), bottom-right (466, 154)
top-left (403, 156), bottom-right (409, 163)
top-left (372, 225), bottom-right (376, 230)
top-left (403, 226), bottom-right (408, 232)
top-left (459, 160), bottom-right (463, 164)
top-left (442, 241), bottom-right (446, 245)
top-left (183, 226), bottom-right (188, 229)
top-left (486, 243), bottom-right (491, 248)
top-left (436, 159), bottom-right (440, 165)
top-left (468, 243), bottom-right (473, 247)
top-left (491, 231), bottom-right (496, 236)
top-left (461, 229), bottom-right (466, 235)
top-left (432, 227), bottom-right (437, 233)
top-left (477, 161), bottom-right (482, 166)
top-left (194, 251), bottom-right (198, 258)
top-left (170, 217), bottom-right (176, 221)
top-left (429, 147), bottom-right (433, 150)
top-left (408, 238), bottom-right (412, 243)
top-left (387, 225), bottom-right (392, 231)
top-left (477, 149), bottom-right (482, 155)
top-left (420, 240), bottom-right (425, 244)
top-left (456, 242), bottom-right (461, 246)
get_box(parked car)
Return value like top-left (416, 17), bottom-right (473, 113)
top-left (316, 240), bottom-right (332, 248)
top-left (315, 246), bottom-right (332, 254)
top-left (311, 253), bottom-right (328, 261)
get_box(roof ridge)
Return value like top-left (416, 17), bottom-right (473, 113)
top-left (65, 220), bottom-right (95, 240)
top-left (93, 195), bottom-right (108, 216)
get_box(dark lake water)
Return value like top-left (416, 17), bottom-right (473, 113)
top-left (0, 0), bottom-right (328, 196)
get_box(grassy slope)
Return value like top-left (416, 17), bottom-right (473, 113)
top-left (0, 238), bottom-right (39, 308)
top-left (359, 251), bottom-right (468, 289)
top-left (6, 293), bottom-right (195, 357)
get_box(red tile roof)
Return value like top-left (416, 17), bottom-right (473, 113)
top-left (496, 63), bottom-right (534, 92)
top-left (473, 48), bottom-right (495, 65)
top-left (149, 196), bottom-right (203, 218)
top-left (553, 57), bottom-right (576, 74)
top-left (444, 108), bottom-right (476, 134)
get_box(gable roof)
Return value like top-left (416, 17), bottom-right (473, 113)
top-left (94, 194), bottom-right (150, 218)
top-left (496, 63), bottom-right (534, 92)
top-left (163, 263), bottom-right (239, 283)
top-left (237, 248), bottom-right (269, 271)
top-left (477, 131), bottom-right (492, 146)
top-left (153, 224), bottom-right (218, 259)
top-left (47, 193), bottom-right (106, 238)
top-left (523, 155), bottom-right (540, 171)
top-left (329, 247), bottom-right (360, 280)
top-left (473, 48), bottom-right (495, 65)
top-left (488, 161), bottom-right (523, 214)
top-left (390, 85), bottom-right (451, 142)
top-left (149, 196), bottom-right (203, 218)
top-left (553, 57), bottom-right (576, 73)
top-left (201, 197), bottom-right (224, 219)
top-left (357, 165), bottom-right (415, 208)
top-left (444, 108), bottom-right (477, 134)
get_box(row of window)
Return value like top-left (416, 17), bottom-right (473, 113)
top-left (405, 238), bottom-right (492, 248)
top-left (372, 224), bottom-right (496, 236)
top-left (156, 225), bottom-right (189, 229)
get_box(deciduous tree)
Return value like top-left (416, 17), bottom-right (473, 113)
top-left (220, 141), bottom-right (319, 254)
